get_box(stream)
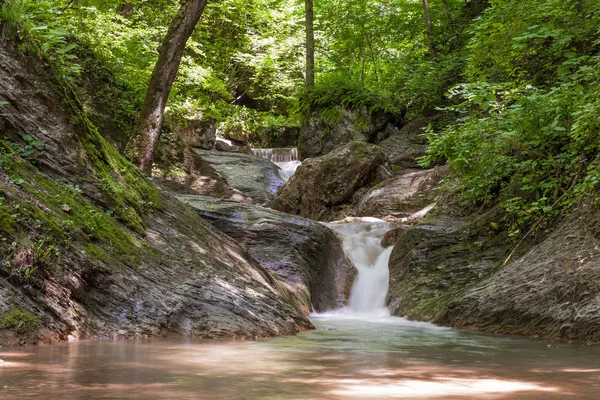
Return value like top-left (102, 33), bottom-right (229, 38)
top-left (2, 185), bottom-right (600, 399)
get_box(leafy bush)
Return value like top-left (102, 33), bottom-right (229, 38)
top-left (422, 79), bottom-right (600, 237)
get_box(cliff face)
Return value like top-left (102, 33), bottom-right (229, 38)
top-left (0, 43), bottom-right (312, 346)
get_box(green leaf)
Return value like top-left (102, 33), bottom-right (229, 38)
top-left (485, 94), bottom-right (497, 101)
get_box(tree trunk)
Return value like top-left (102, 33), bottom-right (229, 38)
top-left (305, 0), bottom-right (315, 88)
top-left (118, 3), bottom-right (135, 18)
top-left (134, 0), bottom-right (208, 175)
top-left (422, 0), bottom-right (437, 58)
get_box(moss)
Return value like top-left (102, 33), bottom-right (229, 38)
top-left (0, 309), bottom-right (39, 334)
top-left (0, 139), bottom-right (148, 269)
top-left (45, 69), bottom-right (163, 233)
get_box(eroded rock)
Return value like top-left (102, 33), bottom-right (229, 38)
top-left (386, 214), bottom-right (509, 322)
top-left (180, 196), bottom-right (356, 315)
top-left (0, 43), bottom-right (311, 346)
top-left (442, 202), bottom-right (600, 342)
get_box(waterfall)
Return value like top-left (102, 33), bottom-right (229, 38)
top-left (320, 218), bottom-right (396, 317)
top-left (252, 148), bottom-right (301, 182)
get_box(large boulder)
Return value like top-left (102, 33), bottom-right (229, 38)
top-left (387, 200), bottom-right (600, 343)
top-left (379, 119), bottom-right (429, 169)
top-left (179, 196), bottom-right (357, 315)
top-left (272, 141), bottom-right (392, 221)
top-left (193, 149), bottom-right (285, 206)
top-left (357, 167), bottom-right (447, 219)
top-left (298, 108), bottom-right (393, 160)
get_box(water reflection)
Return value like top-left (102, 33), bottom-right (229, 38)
top-left (1, 316), bottom-right (600, 399)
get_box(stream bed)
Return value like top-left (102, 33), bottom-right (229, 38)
top-left (2, 220), bottom-right (599, 399)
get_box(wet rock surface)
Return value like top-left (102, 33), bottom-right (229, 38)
top-left (193, 149), bottom-right (285, 206)
top-left (272, 141), bottom-right (391, 222)
top-left (380, 226), bottom-right (407, 248)
top-left (179, 196), bottom-right (356, 315)
top-left (357, 167), bottom-right (447, 219)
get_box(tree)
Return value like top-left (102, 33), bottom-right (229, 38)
top-left (422, 0), bottom-right (436, 58)
top-left (134, 0), bottom-right (208, 175)
top-left (305, 0), bottom-right (315, 88)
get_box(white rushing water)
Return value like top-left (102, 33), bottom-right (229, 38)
top-left (317, 217), bottom-right (397, 319)
top-left (252, 148), bottom-right (301, 182)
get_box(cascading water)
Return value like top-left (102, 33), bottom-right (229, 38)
top-left (318, 217), bottom-right (397, 318)
top-left (252, 148), bottom-right (301, 182)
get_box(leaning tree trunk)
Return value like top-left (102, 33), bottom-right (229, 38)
top-left (135, 0), bottom-right (208, 175)
top-left (422, 0), bottom-right (437, 58)
top-left (305, 0), bottom-right (315, 88)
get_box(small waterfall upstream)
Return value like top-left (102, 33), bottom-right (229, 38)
top-left (252, 148), bottom-right (301, 182)
top-left (317, 217), bottom-right (396, 319)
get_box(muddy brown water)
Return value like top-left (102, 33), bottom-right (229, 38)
top-left (1, 314), bottom-right (599, 399)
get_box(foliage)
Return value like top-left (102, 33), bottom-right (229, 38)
top-left (422, 79), bottom-right (600, 237)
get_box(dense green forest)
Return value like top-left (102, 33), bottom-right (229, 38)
top-left (1, 0), bottom-right (600, 241)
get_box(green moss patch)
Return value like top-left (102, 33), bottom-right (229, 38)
top-left (0, 309), bottom-right (39, 334)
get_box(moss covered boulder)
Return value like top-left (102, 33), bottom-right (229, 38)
top-left (386, 214), bottom-right (511, 321)
top-left (298, 108), bottom-right (393, 160)
top-left (443, 201), bottom-right (600, 342)
top-left (272, 141), bottom-right (392, 221)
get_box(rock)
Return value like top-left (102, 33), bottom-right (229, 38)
top-left (179, 196), bottom-right (357, 315)
top-left (168, 117), bottom-right (217, 150)
top-left (252, 126), bottom-right (300, 148)
top-left (272, 141), bottom-right (392, 222)
top-left (357, 167), bottom-right (447, 219)
top-left (380, 226), bottom-right (406, 248)
top-left (442, 201), bottom-right (600, 342)
top-left (379, 119), bottom-right (429, 169)
top-left (154, 147), bottom-right (252, 203)
top-left (0, 43), bottom-right (312, 346)
top-left (298, 108), bottom-right (393, 160)
top-left (386, 214), bottom-right (509, 322)
top-left (193, 149), bottom-right (285, 206)
top-left (214, 139), bottom-right (253, 154)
